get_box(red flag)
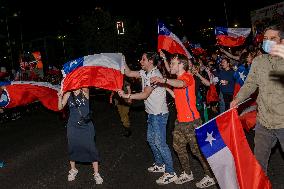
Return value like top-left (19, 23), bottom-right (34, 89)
top-left (195, 109), bottom-right (271, 189)
top-left (62, 53), bottom-right (124, 93)
top-left (239, 110), bottom-right (257, 131)
top-left (206, 84), bottom-right (219, 104)
top-left (0, 81), bottom-right (59, 111)
top-left (215, 27), bottom-right (251, 47)
top-left (158, 22), bottom-right (192, 59)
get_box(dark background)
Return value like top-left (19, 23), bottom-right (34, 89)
top-left (0, 0), bottom-right (282, 69)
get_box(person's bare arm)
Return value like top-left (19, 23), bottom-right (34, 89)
top-left (220, 47), bottom-right (240, 61)
top-left (118, 86), bottom-right (153, 100)
top-left (124, 62), bottom-right (140, 78)
top-left (58, 91), bottom-right (70, 110)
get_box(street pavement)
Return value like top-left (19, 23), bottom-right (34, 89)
top-left (0, 97), bottom-right (283, 189)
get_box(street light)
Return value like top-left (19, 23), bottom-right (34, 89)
top-left (58, 35), bottom-right (67, 61)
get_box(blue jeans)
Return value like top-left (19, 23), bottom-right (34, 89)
top-left (147, 113), bottom-right (174, 173)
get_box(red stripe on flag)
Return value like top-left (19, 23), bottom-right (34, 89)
top-left (215, 110), bottom-right (271, 189)
top-left (239, 110), bottom-right (257, 132)
top-left (158, 35), bottom-right (189, 58)
top-left (5, 84), bottom-right (59, 111)
top-left (216, 35), bottom-right (246, 47)
top-left (62, 66), bottom-right (123, 93)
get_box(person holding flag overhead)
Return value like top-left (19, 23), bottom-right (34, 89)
top-left (151, 53), bottom-right (215, 188)
top-left (58, 87), bottom-right (103, 184)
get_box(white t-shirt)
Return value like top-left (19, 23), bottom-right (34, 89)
top-left (139, 67), bottom-right (168, 115)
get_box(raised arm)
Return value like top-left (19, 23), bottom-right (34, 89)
top-left (151, 76), bottom-right (186, 88)
top-left (160, 51), bottom-right (170, 73)
top-left (58, 91), bottom-right (70, 110)
top-left (124, 62), bottom-right (140, 78)
top-left (220, 47), bottom-right (240, 61)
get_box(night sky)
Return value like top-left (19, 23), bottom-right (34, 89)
top-left (1, 0), bottom-right (283, 45)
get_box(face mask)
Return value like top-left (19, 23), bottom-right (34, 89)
top-left (262, 40), bottom-right (277, 53)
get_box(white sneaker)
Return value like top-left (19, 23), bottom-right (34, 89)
top-left (196, 175), bottom-right (215, 188)
top-left (156, 172), bottom-right (177, 185)
top-left (147, 163), bottom-right (165, 173)
top-left (67, 169), bottom-right (78, 181)
top-left (174, 171), bottom-right (194, 184)
top-left (94, 173), bottom-right (103, 184)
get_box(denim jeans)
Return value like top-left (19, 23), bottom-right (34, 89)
top-left (147, 113), bottom-right (174, 173)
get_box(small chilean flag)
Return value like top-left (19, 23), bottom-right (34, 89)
top-left (195, 109), bottom-right (271, 189)
top-left (61, 53), bottom-right (125, 93)
top-left (0, 81), bottom-right (60, 111)
top-left (215, 27), bottom-right (251, 47)
top-left (158, 22), bottom-right (192, 59)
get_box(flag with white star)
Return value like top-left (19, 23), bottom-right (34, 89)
top-left (215, 27), bottom-right (251, 47)
top-left (233, 64), bottom-right (250, 97)
top-left (0, 81), bottom-right (60, 111)
top-left (61, 53), bottom-right (125, 92)
top-left (195, 109), bottom-right (271, 189)
top-left (157, 22), bottom-right (192, 59)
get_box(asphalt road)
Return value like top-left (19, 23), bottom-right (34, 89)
top-left (0, 97), bottom-right (283, 189)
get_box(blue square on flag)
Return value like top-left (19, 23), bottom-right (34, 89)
top-left (195, 120), bottom-right (226, 158)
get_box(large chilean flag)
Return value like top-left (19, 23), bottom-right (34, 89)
top-left (61, 53), bottom-right (124, 93)
top-left (215, 27), bottom-right (251, 47)
top-left (158, 22), bottom-right (192, 59)
top-left (195, 109), bottom-right (271, 189)
top-left (0, 81), bottom-right (60, 111)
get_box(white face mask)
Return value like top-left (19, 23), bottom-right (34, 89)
top-left (262, 40), bottom-right (277, 53)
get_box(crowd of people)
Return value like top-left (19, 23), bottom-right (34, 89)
top-left (115, 23), bottom-right (284, 187)
top-left (1, 23), bottom-right (284, 187)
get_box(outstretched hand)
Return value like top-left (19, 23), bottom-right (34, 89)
top-left (150, 76), bottom-right (164, 85)
top-left (117, 90), bottom-right (127, 98)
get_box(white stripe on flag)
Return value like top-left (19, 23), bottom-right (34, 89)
top-left (207, 147), bottom-right (239, 189)
top-left (10, 81), bottom-right (60, 91)
top-left (169, 33), bottom-right (192, 58)
top-left (227, 28), bottom-right (251, 38)
top-left (83, 53), bottom-right (124, 73)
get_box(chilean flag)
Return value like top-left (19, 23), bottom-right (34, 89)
top-left (195, 109), bottom-right (271, 189)
top-left (158, 22), bottom-right (192, 59)
top-left (189, 43), bottom-right (206, 56)
top-left (215, 27), bottom-right (251, 47)
top-left (233, 65), bottom-right (249, 97)
top-left (0, 81), bottom-right (60, 111)
top-left (61, 53), bottom-right (124, 93)
top-left (234, 65), bottom-right (257, 131)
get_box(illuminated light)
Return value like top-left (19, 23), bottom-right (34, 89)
top-left (116, 21), bottom-right (125, 35)
top-left (234, 24), bottom-right (238, 27)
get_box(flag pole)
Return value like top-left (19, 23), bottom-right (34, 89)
top-left (196, 98), bottom-right (252, 129)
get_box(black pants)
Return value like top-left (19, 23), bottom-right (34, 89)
top-left (222, 93), bottom-right (233, 111)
